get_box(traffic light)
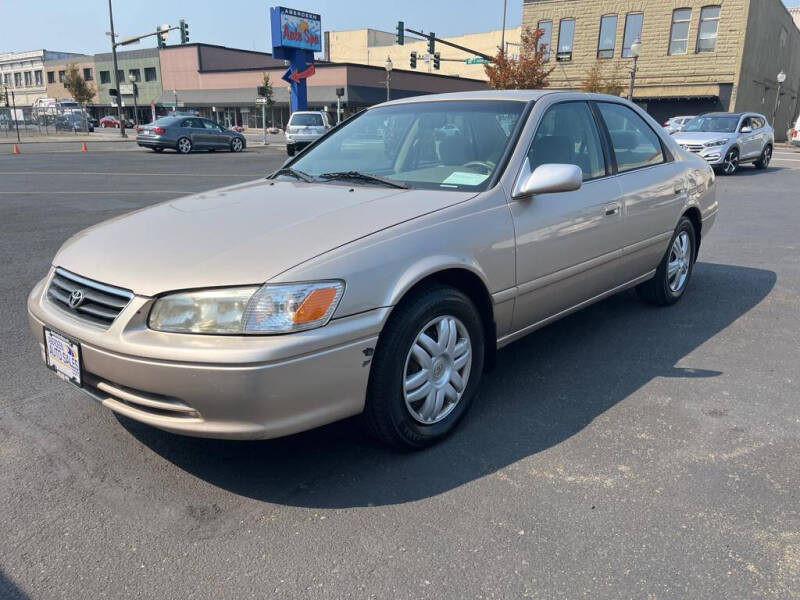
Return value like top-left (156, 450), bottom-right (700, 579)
top-left (257, 86), bottom-right (267, 96)
top-left (157, 24), bottom-right (168, 48)
top-left (396, 21), bottom-right (404, 45)
top-left (428, 32), bottom-right (435, 54)
top-left (433, 52), bottom-right (440, 70)
top-left (409, 51), bottom-right (417, 69)
top-left (180, 19), bottom-right (189, 44)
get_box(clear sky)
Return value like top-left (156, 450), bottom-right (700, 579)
top-left (2, 0), bottom-right (798, 56)
top-left (0, 1), bottom-right (525, 55)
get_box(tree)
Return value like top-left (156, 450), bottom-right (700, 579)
top-left (63, 63), bottom-right (96, 131)
top-left (261, 72), bottom-right (275, 126)
top-left (581, 60), bottom-right (624, 97)
top-left (484, 26), bottom-right (555, 90)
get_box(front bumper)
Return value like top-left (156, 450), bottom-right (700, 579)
top-left (28, 274), bottom-right (386, 440)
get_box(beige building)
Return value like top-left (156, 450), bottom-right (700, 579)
top-left (521, 0), bottom-right (800, 137)
top-left (43, 55), bottom-right (97, 104)
top-left (324, 27), bottom-right (521, 80)
top-left (790, 6), bottom-right (800, 31)
top-left (0, 49), bottom-right (80, 107)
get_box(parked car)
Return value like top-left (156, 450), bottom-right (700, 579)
top-left (672, 112), bottom-right (773, 175)
top-left (663, 115), bottom-right (695, 134)
top-left (285, 110), bottom-right (330, 156)
top-left (267, 125), bottom-right (282, 134)
top-left (54, 113), bottom-right (94, 133)
top-left (136, 115), bottom-right (246, 153)
top-left (790, 114), bottom-right (800, 147)
top-left (27, 90), bottom-right (716, 449)
top-left (99, 115), bottom-right (134, 129)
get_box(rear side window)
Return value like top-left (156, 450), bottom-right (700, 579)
top-left (290, 113), bottom-right (324, 127)
top-left (528, 102), bottom-right (606, 180)
top-left (597, 102), bottom-right (665, 172)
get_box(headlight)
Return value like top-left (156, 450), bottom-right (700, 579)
top-left (704, 139), bottom-right (729, 147)
top-left (148, 281), bottom-right (344, 335)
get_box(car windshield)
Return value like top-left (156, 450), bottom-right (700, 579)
top-left (683, 115), bottom-right (740, 133)
top-left (290, 113), bottom-right (324, 127)
top-left (287, 100), bottom-right (527, 191)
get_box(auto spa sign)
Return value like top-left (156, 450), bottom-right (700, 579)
top-left (275, 7), bottom-right (321, 52)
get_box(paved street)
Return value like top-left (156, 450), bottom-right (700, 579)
top-left (1, 146), bottom-right (799, 599)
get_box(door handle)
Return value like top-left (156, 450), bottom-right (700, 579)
top-left (604, 203), bottom-right (620, 216)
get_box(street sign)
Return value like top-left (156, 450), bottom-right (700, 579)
top-left (465, 57), bottom-right (491, 64)
top-left (255, 97), bottom-right (269, 104)
top-left (119, 84), bottom-right (134, 95)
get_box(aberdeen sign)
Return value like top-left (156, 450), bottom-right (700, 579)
top-left (270, 6), bottom-right (321, 112)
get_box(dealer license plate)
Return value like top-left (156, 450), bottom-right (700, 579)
top-left (44, 328), bottom-right (82, 386)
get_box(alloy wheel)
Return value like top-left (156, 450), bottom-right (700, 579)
top-left (403, 315), bottom-right (472, 425)
top-left (177, 138), bottom-right (192, 154)
top-left (667, 231), bottom-right (691, 292)
top-left (231, 138), bottom-right (243, 152)
top-left (762, 146), bottom-right (771, 167)
top-left (723, 150), bottom-right (738, 175)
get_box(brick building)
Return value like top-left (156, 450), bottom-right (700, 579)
top-left (522, 0), bottom-right (800, 137)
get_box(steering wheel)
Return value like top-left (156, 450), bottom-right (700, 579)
top-left (461, 161), bottom-right (494, 174)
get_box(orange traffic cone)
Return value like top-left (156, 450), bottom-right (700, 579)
top-left (81, 142), bottom-right (87, 152)
top-left (12, 144), bottom-right (20, 154)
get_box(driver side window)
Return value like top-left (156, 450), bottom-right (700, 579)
top-left (527, 102), bottom-right (606, 181)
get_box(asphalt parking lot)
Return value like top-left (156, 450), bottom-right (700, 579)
top-left (1, 145), bottom-right (799, 599)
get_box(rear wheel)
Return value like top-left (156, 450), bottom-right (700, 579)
top-left (636, 216), bottom-right (696, 306)
top-left (230, 137), bottom-right (244, 153)
top-left (176, 137), bottom-right (192, 154)
top-left (754, 144), bottom-right (772, 170)
top-left (362, 285), bottom-right (485, 449)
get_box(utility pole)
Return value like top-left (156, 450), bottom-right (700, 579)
top-left (500, 0), bottom-right (507, 56)
top-left (9, 89), bottom-right (20, 144)
top-left (107, 0), bottom-right (127, 138)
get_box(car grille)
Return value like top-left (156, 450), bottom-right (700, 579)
top-left (46, 267), bottom-right (133, 328)
top-left (682, 144), bottom-right (704, 153)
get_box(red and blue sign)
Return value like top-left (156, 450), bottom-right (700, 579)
top-left (274, 7), bottom-right (321, 52)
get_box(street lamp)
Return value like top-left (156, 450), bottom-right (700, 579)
top-left (128, 73), bottom-right (139, 127)
top-left (627, 38), bottom-right (642, 102)
top-left (772, 70), bottom-right (787, 127)
top-left (385, 56), bottom-right (393, 102)
top-left (2, 84), bottom-right (21, 143)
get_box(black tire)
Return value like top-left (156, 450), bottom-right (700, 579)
top-left (286, 145), bottom-right (295, 157)
top-left (151, 147), bottom-right (163, 153)
top-left (361, 285), bottom-right (485, 450)
top-left (754, 144), bottom-right (772, 170)
top-left (176, 137), bottom-right (192, 154)
top-left (636, 216), bottom-right (697, 306)
top-left (230, 138), bottom-right (244, 153)
top-left (719, 148), bottom-right (739, 175)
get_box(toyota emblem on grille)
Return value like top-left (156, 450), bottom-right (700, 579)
top-left (68, 289), bottom-right (85, 309)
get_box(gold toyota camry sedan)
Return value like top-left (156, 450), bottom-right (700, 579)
top-left (28, 91), bottom-right (718, 449)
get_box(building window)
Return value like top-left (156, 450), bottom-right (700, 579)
top-left (128, 68), bottom-right (141, 82)
top-left (24, 71), bottom-right (32, 87)
top-left (144, 67), bottom-right (157, 82)
top-left (58, 70), bottom-right (66, 83)
top-left (537, 20), bottom-right (552, 61)
top-left (99, 70), bottom-right (110, 84)
top-left (696, 6), bottom-right (720, 53)
top-left (556, 18), bottom-right (575, 61)
top-left (14, 72), bottom-right (21, 87)
top-left (47, 71), bottom-right (55, 84)
top-left (669, 8), bottom-right (692, 55)
top-left (597, 14), bottom-right (618, 58)
top-left (622, 13), bottom-right (643, 57)
top-left (117, 70), bottom-right (124, 82)
top-left (83, 68), bottom-right (93, 81)
top-left (779, 26), bottom-right (787, 48)
top-left (34, 70), bottom-right (43, 86)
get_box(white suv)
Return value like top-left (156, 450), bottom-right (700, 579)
top-left (285, 111), bottom-right (331, 156)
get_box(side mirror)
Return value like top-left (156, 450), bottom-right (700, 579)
top-left (740, 126), bottom-right (752, 133)
top-left (513, 161), bottom-right (583, 198)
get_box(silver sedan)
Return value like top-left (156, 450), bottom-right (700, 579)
top-left (29, 91), bottom-right (717, 449)
top-left (136, 115), bottom-right (246, 154)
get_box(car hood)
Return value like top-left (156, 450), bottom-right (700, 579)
top-left (672, 131), bottom-right (735, 145)
top-left (54, 179), bottom-right (477, 296)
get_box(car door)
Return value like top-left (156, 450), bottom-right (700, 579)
top-left (509, 100), bottom-right (626, 332)
top-left (594, 101), bottom-right (687, 282)
top-left (739, 116), bottom-right (760, 159)
top-left (202, 119), bottom-right (228, 148)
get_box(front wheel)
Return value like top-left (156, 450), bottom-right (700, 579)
top-left (636, 216), bottom-right (696, 306)
top-left (754, 144), bottom-right (772, 170)
top-left (719, 148), bottom-right (739, 175)
top-left (176, 137), bottom-right (192, 154)
top-left (230, 137), bottom-right (244, 152)
top-left (362, 285), bottom-right (485, 449)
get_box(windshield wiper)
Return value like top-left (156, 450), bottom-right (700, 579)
top-left (317, 171), bottom-right (409, 189)
top-left (271, 167), bottom-right (315, 183)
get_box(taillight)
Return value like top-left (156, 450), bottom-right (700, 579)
top-left (153, 126), bottom-right (166, 135)
top-left (136, 126), bottom-right (142, 132)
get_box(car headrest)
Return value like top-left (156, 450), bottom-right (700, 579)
top-left (439, 135), bottom-right (472, 165)
top-left (610, 130), bottom-right (640, 151)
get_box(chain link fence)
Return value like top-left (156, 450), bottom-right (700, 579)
top-left (0, 103), bottom-right (94, 140)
